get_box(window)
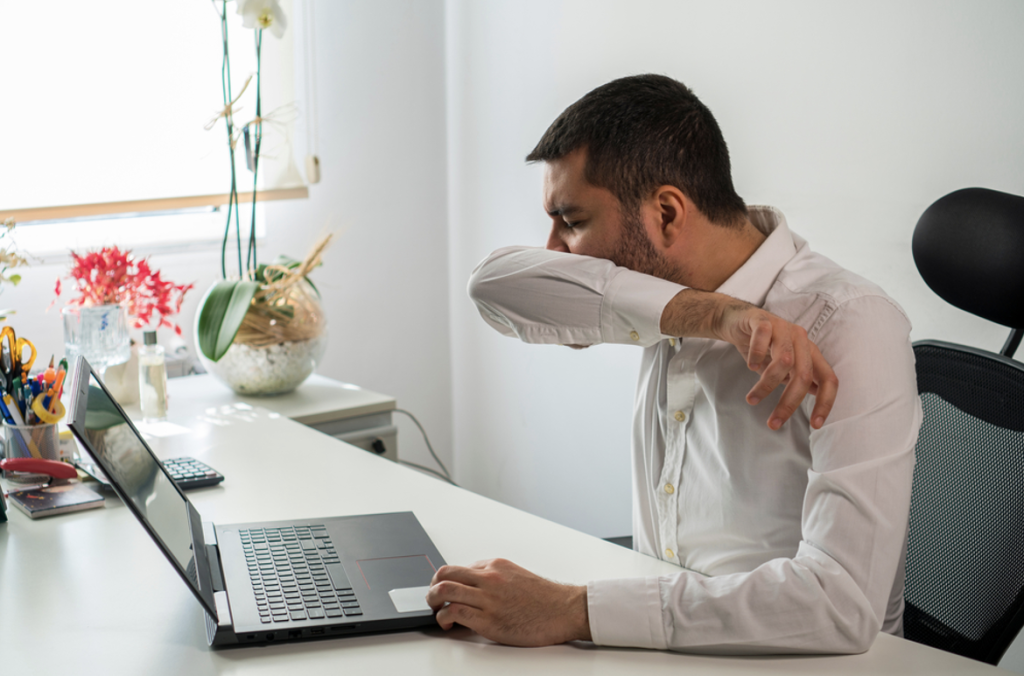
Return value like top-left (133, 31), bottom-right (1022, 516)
top-left (0, 0), bottom-right (307, 232)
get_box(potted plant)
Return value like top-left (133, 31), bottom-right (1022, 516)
top-left (196, 0), bottom-right (330, 395)
top-left (54, 246), bottom-right (193, 384)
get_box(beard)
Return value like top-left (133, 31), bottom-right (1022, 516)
top-left (609, 208), bottom-right (684, 284)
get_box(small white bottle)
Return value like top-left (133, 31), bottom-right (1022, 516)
top-left (138, 330), bottom-right (168, 422)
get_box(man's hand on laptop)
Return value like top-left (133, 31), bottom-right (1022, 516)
top-left (660, 289), bottom-right (839, 430)
top-left (426, 558), bottom-right (591, 646)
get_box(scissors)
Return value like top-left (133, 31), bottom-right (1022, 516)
top-left (0, 326), bottom-right (16, 391)
top-left (0, 327), bottom-right (36, 391)
top-left (16, 336), bottom-right (36, 379)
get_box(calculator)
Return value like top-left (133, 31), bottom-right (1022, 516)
top-left (76, 455), bottom-right (225, 491)
top-left (160, 456), bottom-right (225, 490)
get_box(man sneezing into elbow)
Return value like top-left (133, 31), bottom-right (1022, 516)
top-left (427, 74), bottom-right (921, 655)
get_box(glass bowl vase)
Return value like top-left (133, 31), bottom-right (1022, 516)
top-left (62, 304), bottom-right (131, 382)
top-left (196, 280), bottom-right (328, 396)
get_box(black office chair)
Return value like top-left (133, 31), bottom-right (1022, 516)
top-left (903, 187), bottom-right (1024, 665)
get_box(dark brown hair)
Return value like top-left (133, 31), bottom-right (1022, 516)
top-left (527, 74), bottom-right (747, 226)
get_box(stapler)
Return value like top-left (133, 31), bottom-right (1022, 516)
top-left (1, 457), bottom-right (78, 484)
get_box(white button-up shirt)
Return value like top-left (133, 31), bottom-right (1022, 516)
top-left (468, 207), bottom-right (921, 654)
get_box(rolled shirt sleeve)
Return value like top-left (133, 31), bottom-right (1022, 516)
top-left (468, 246), bottom-right (685, 347)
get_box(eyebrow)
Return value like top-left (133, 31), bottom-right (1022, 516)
top-left (546, 204), bottom-right (585, 218)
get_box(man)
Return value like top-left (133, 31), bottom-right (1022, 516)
top-left (427, 74), bottom-right (921, 654)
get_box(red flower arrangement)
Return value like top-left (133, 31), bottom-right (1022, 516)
top-left (55, 246), bottom-right (194, 335)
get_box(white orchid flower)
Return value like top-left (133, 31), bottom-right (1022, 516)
top-left (237, 0), bottom-right (287, 39)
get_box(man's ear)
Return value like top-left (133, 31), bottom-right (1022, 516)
top-left (650, 186), bottom-right (690, 247)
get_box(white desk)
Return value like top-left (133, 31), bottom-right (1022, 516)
top-left (131, 374), bottom-right (400, 461)
top-left (0, 401), bottom-right (1006, 674)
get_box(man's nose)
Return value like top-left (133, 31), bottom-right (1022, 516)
top-left (546, 227), bottom-right (569, 252)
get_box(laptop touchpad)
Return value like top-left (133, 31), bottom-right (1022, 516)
top-left (357, 554), bottom-right (437, 591)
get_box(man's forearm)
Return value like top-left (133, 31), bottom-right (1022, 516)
top-left (659, 289), bottom-right (752, 340)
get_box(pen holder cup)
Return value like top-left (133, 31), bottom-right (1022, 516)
top-left (1, 422), bottom-right (65, 483)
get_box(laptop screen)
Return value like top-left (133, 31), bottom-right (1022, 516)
top-left (76, 371), bottom-right (200, 588)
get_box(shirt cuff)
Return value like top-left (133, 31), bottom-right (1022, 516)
top-left (600, 269), bottom-right (685, 347)
top-left (587, 577), bottom-right (668, 649)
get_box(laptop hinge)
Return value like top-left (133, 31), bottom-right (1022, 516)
top-left (203, 520), bottom-right (218, 546)
top-left (206, 544), bottom-right (226, 593)
top-left (202, 521), bottom-right (226, 593)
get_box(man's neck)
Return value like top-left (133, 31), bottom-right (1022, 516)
top-left (681, 216), bottom-right (767, 291)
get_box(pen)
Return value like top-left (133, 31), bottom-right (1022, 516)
top-left (5, 394), bottom-right (26, 426)
top-left (0, 395), bottom-right (16, 425)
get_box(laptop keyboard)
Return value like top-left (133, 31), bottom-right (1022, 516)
top-left (239, 525), bottom-right (362, 624)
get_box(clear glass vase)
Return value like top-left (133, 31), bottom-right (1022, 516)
top-left (196, 280), bottom-right (328, 396)
top-left (63, 304), bottom-right (131, 382)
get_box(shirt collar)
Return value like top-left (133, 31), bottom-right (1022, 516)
top-left (714, 206), bottom-right (797, 307)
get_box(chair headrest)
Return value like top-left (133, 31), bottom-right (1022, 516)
top-left (913, 187), bottom-right (1024, 328)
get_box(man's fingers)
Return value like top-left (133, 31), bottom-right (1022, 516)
top-left (730, 308), bottom-right (839, 430)
top-left (745, 316), bottom-right (772, 373)
top-left (430, 564), bottom-right (484, 587)
top-left (435, 602), bottom-right (483, 632)
top-left (766, 328), bottom-right (813, 429)
top-left (746, 339), bottom-right (794, 406)
top-left (426, 579), bottom-right (486, 613)
top-left (808, 346), bottom-right (839, 429)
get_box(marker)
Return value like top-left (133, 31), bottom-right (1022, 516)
top-left (57, 360), bottom-right (68, 397)
top-left (49, 371), bottom-right (66, 413)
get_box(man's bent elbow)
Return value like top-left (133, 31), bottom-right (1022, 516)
top-left (830, 609), bottom-right (883, 655)
top-left (466, 263), bottom-right (490, 306)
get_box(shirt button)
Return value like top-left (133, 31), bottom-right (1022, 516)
top-left (664, 484), bottom-right (675, 494)
top-left (674, 410), bottom-right (686, 422)
top-left (669, 338), bottom-right (676, 347)
top-left (629, 331), bottom-right (640, 341)
top-left (665, 549), bottom-right (675, 559)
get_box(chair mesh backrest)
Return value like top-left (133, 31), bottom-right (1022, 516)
top-left (905, 342), bottom-right (1024, 664)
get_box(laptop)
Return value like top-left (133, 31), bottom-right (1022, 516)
top-left (66, 357), bottom-right (447, 647)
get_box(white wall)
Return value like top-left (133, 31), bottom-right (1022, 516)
top-left (446, 0), bottom-right (1024, 534)
top-left (3, 0), bottom-right (453, 478)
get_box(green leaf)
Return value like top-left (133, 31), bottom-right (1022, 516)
top-left (8, 274), bottom-right (20, 285)
top-left (197, 280), bottom-right (260, 361)
top-left (273, 255), bottom-right (301, 269)
top-left (303, 275), bottom-right (321, 298)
